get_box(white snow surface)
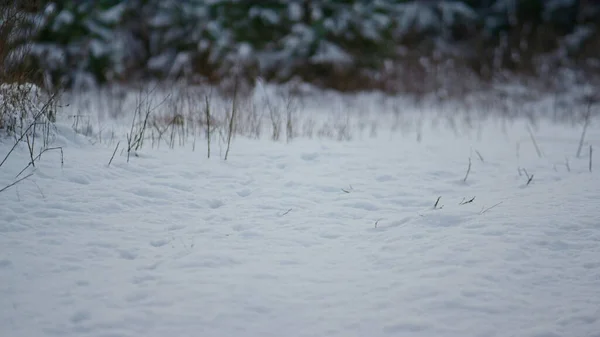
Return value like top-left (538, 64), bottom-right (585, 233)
top-left (1, 92), bottom-right (600, 337)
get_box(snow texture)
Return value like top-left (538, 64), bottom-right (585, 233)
top-left (1, 88), bottom-right (600, 337)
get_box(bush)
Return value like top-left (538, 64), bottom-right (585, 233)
top-left (4, 0), bottom-right (600, 93)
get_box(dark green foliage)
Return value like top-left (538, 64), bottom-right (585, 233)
top-left (5, 0), bottom-right (600, 91)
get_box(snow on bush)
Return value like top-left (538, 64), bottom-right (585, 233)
top-left (0, 83), bottom-right (56, 138)
top-left (6, 0), bottom-right (600, 89)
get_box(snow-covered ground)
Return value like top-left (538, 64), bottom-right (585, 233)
top-left (1, 88), bottom-right (600, 337)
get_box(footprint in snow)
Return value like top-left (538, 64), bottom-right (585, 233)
top-left (168, 224), bottom-right (186, 231)
top-left (126, 290), bottom-right (149, 303)
top-left (344, 201), bottom-right (379, 211)
top-left (301, 152), bottom-right (319, 161)
top-left (383, 321), bottom-right (428, 333)
top-left (132, 274), bottom-right (157, 285)
top-left (208, 199), bottom-right (224, 209)
top-left (231, 224), bottom-right (246, 232)
top-left (583, 262), bottom-right (600, 269)
top-left (118, 249), bottom-right (137, 260)
top-left (70, 310), bottom-right (91, 324)
top-left (376, 174), bottom-right (395, 182)
top-left (150, 239), bottom-right (169, 247)
top-left (67, 175), bottom-right (90, 185)
top-left (236, 189), bottom-right (252, 197)
top-left (319, 232), bottom-right (341, 239)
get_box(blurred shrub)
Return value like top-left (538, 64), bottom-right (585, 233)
top-left (4, 0), bottom-right (599, 92)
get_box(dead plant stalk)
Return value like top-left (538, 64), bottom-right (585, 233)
top-left (224, 81), bottom-right (238, 161)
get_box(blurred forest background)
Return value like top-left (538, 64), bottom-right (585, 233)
top-left (1, 0), bottom-right (599, 96)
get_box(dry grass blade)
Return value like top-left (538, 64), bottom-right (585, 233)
top-left (108, 141), bottom-right (120, 167)
top-left (279, 208), bottom-right (292, 217)
top-left (15, 146), bottom-right (63, 179)
top-left (576, 104), bottom-right (591, 158)
top-left (463, 157), bottom-right (472, 182)
top-left (480, 201), bottom-right (503, 215)
top-left (224, 79), bottom-right (238, 161)
top-left (590, 145), bottom-right (593, 173)
top-left (527, 125), bottom-right (543, 158)
top-left (522, 168), bottom-right (534, 186)
top-left (205, 93), bottom-right (212, 158)
top-left (0, 172), bottom-right (33, 194)
top-left (0, 91), bottom-right (60, 169)
top-left (475, 150), bottom-right (484, 163)
top-left (433, 196), bottom-right (443, 209)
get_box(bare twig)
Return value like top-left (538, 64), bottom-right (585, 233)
top-left (0, 92), bottom-right (59, 169)
top-left (374, 218), bottom-right (383, 228)
top-left (577, 104), bottom-right (591, 158)
top-left (125, 86), bottom-right (169, 161)
top-left (527, 125), bottom-right (542, 158)
top-left (224, 80), bottom-right (237, 161)
top-left (459, 196), bottom-right (475, 205)
top-left (108, 141), bottom-right (120, 167)
top-left (433, 196), bottom-right (443, 209)
top-left (26, 132), bottom-right (35, 167)
top-left (523, 168), bottom-right (534, 186)
top-left (565, 157), bottom-right (571, 172)
top-left (15, 147), bottom-right (63, 179)
top-left (463, 157), bottom-right (472, 182)
top-left (31, 179), bottom-right (45, 199)
top-left (0, 173), bottom-right (33, 194)
top-left (480, 201), bottom-right (503, 215)
top-left (590, 145), bottom-right (593, 173)
top-left (475, 150), bottom-right (484, 163)
top-left (126, 133), bottom-right (132, 163)
top-left (205, 93), bottom-right (211, 159)
top-left (279, 208), bottom-right (292, 217)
